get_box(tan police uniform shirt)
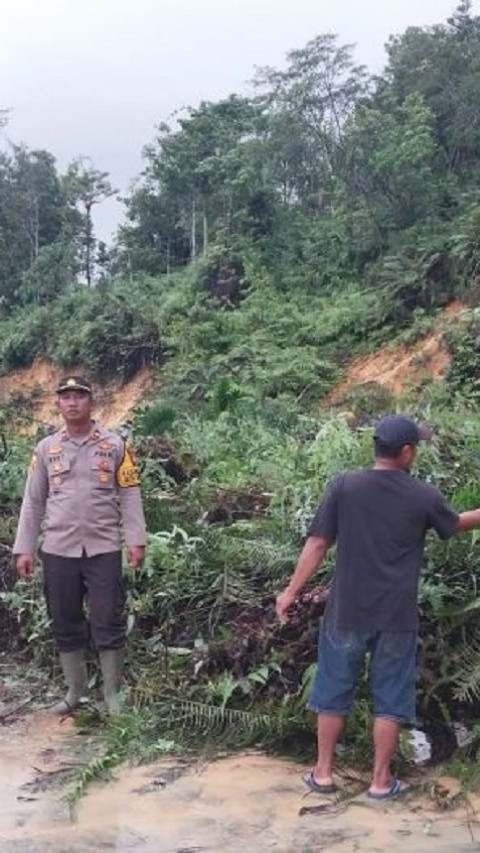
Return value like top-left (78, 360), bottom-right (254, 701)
top-left (13, 423), bottom-right (146, 557)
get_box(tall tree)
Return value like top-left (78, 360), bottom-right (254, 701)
top-left (254, 34), bottom-right (368, 207)
top-left (65, 158), bottom-right (115, 286)
top-left (383, 1), bottom-right (480, 173)
top-left (119, 96), bottom-right (268, 274)
top-left (0, 145), bottom-right (70, 306)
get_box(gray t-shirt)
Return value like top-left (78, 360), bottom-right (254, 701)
top-left (308, 469), bottom-right (459, 631)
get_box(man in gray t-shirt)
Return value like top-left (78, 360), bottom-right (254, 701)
top-left (311, 468), bottom-right (458, 633)
top-left (276, 415), bottom-right (480, 801)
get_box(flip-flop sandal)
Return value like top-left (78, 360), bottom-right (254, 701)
top-left (302, 770), bottom-right (337, 794)
top-left (366, 778), bottom-right (408, 801)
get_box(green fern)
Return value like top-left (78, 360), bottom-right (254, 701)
top-left (452, 634), bottom-right (480, 703)
top-left (64, 751), bottom-right (121, 815)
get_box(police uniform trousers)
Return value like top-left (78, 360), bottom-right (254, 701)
top-left (41, 550), bottom-right (127, 652)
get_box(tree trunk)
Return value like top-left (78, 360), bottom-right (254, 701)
top-left (32, 193), bottom-right (39, 262)
top-left (191, 197), bottom-right (196, 260)
top-left (203, 212), bottom-right (208, 253)
top-left (85, 202), bottom-right (93, 287)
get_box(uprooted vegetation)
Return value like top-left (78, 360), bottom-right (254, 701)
top-left (2, 252), bottom-right (480, 769)
top-left (5, 307), bottom-right (480, 783)
top-left (3, 251), bottom-right (480, 793)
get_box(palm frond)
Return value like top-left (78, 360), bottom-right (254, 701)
top-left (64, 752), bottom-right (120, 814)
top-left (149, 697), bottom-right (300, 748)
top-left (452, 633), bottom-right (480, 703)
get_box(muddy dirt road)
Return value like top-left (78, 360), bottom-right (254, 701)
top-left (1, 711), bottom-right (480, 852)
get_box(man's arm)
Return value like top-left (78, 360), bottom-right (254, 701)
top-left (115, 440), bottom-right (147, 570)
top-left (276, 536), bottom-right (331, 623)
top-left (13, 447), bottom-right (48, 578)
top-left (456, 510), bottom-right (480, 533)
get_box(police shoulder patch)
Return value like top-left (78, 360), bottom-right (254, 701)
top-left (116, 444), bottom-right (140, 488)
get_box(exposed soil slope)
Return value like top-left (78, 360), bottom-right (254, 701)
top-left (0, 360), bottom-right (155, 431)
top-left (326, 332), bottom-right (450, 405)
top-left (0, 301), bottom-right (465, 429)
top-left (325, 300), bottom-right (464, 406)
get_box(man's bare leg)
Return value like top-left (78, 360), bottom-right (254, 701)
top-left (368, 717), bottom-right (401, 794)
top-left (311, 713), bottom-right (344, 785)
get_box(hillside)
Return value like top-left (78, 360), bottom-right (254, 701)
top-left (325, 300), bottom-right (465, 406)
top-left (2, 255), bottom-right (480, 768)
top-left (0, 306), bottom-right (457, 426)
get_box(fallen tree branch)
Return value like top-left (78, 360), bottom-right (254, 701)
top-left (0, 694), bottom-right (37, 724)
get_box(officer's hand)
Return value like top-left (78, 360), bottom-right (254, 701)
top-left (275, 588), bottom-right (296, 624)
top-left (127, 545), bottom-right (145, 570)
top-left (16, 554), bottom-right (34, 579)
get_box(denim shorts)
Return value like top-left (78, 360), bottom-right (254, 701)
top-left (307, 619), bottom-right (417, 723)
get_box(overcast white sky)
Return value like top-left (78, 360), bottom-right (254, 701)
top-left (0, 0), bottom-right (472, 241)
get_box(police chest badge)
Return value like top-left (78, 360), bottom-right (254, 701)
top-left (116, 444), bottom-right (140, 488)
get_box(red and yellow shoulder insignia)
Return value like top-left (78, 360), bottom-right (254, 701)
top-left (116, 443), bottom-right (140, 488)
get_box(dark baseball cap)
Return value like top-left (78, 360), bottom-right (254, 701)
top-left (56, 375), bottom-right (92, 394)
top-left (374, 415), bottom-right (433, 447)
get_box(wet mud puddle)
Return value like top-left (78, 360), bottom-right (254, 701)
top-left (1, 713), bottom-right (480, 852)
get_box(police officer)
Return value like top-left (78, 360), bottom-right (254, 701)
top-left (13, 376), bottom-right (146, 714)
